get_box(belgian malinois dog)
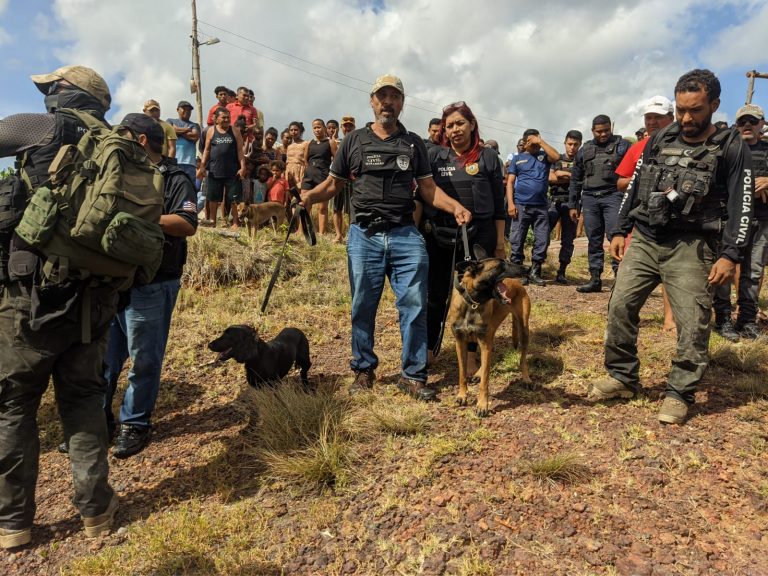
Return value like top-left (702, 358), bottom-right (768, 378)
top-left (447, 246), bottom-right (531, 416)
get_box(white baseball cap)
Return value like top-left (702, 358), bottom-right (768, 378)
top-left (643, 95), bottom-right (674, 116)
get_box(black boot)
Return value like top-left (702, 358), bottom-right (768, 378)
top-left (528, 262), bottom-right (546, 286)
top-left (555, 265), bottom-right (568, 285)
top-left (576, 270), bottom-right (602, 293)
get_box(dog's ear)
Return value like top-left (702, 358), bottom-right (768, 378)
top-left (230, 325), bottom-right (260, 362)
top-left (473, 244), bottom-right (489, 261)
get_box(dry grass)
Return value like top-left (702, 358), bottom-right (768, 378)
top-left (240, 383), bottom-right (357, 489)
top-left (522, 452), bottom-right (592, 485)
top-left (710, 340), bottom-right (768, 374)
top-left (182, 229), bottom-right (302, 289)
top-left (62, 499), bottom-right (284, 576)
top-left (364, 398), bottom-right (432, 436)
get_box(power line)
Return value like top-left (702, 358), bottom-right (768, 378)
top-left (198, 20), bottom-right (564, 139)
top-left (206, 36), bottom-right (533, 144)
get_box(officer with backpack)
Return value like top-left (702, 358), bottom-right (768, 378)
top-left (0, 66), bottom-right (121, 549)
top-left (588, 69), bottom-right (753, 425)
top-left (104, 113), bottom-right (198, 459)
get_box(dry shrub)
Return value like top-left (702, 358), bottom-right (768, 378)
top-left (182, 230), bottom-right (301, 289)
top-left (710, 340), bottom-right (768, 374)
top-left (240, 383), bottom-right (356, 489)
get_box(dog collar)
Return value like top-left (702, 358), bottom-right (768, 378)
top-left (454, 274), bottom-right (484, 310)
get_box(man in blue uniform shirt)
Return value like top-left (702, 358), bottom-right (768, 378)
top-left (507, 129), bottom-right (560, 285)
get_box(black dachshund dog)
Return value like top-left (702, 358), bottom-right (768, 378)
top-left (208, 325), bottom-right (311, 389)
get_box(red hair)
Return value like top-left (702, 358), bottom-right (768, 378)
top-left (440, 102), bottom-right (481, 167)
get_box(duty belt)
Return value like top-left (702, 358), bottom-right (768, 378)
top-left (585, 189), bottom-right (618, 198)
top-left (357, 215), bottom-right (413, 237)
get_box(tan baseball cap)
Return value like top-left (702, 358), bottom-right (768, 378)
top-left (736, 103), bottom-right (764, 120)
top-left (370, 74), bottom-right (404, 96)
top-left (30, 65), bottom-right (111, 110)
top-left (143, 99), bottom-right (161, 112)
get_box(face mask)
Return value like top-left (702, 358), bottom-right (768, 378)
top-left (44, 88), bottom-right (106, 119)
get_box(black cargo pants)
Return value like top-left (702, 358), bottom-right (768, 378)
top-left (0, 279), bottom-right (117, 530)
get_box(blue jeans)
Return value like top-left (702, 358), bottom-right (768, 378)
top-left (104, 279), bottom-right (181, 429)
top-left (346, 223), bottom-right (428, 382)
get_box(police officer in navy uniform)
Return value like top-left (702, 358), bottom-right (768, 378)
top-left (547, 130), bottom-right (582, 284)
top-left (421, 101), bottom-right (506, 367)
top-left (0, 66), bottom-right (119, 549)
top-left (588, 69), bottom-right (753, 425)
top-left (302, 74), bottom-right (471, 402)
top-left (568, 115), bottom-right (630, 292)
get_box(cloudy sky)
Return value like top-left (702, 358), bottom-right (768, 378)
top-left (1, 0), bottom-right (767, 162)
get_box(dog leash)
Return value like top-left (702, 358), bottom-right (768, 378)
top-left (260, 190), bottom-right (316, 314)
top-left (431, 224), bottom-right (473, 357)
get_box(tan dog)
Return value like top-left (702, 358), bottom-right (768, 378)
top-left (447, 247), bottom-right (531, 416)
top-left (238, 202), bottom-right (287, 237)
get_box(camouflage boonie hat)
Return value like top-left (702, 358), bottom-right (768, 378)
top-left (31, 65), bottom-right (111, 111)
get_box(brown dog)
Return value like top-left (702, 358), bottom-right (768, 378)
top-left (447, 247), bottom-right (531, 416)
top-left (238, 201), bottom-right (287, 237)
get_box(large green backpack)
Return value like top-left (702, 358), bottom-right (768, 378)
top-left (16, 109), bottom-right (165, 287)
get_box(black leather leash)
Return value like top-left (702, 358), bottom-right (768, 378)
top-left (432, 224), bottom-right (473, 356)
top-left (260, 190), bottom-right (316, 314)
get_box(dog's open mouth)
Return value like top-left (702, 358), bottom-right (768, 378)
top-left (216, 347), bottom-right (233, 362)
top-left (495, 281), bottom-right (512, 305)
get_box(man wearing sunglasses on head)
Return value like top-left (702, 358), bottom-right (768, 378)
top-left (711, 104), bottom-right (768, 341)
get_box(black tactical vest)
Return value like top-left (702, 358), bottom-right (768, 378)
top-left (352, 129), bottom-right (416, 222)
top-left (633, 123), bottom-right (731, 230)
top-left (428, 147), bottom-right (494, 222)
top-left (550, 154), bottom-right (575, 200)
top-left (20, 111), bottom-right (87, 188)
top-left (582, 136), bottom-right (623, 190)
top-left (750, 141), bottom-right (768, 178)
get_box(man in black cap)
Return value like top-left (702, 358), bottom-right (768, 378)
top-left (167, 101), bottom-right (200, 184)
top-left (103, 113), bottom-right (197, 458)
top-left (0, 65), bottom-right (119, 549)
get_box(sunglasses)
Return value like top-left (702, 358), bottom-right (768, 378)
top-left (736, 117), bottom-right (761, 127)
top-left (442, 100), bottom-right (466, 113)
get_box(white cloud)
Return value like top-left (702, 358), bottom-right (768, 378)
top-left (46, 0), bottom-right (754, 155)
top-left (700, 1), bottom-right (768, 70)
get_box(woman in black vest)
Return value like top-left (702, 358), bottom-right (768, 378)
top-left (421, 102), bottom-right (506, 365)
top-left (302, 119), bottom-right (337, 234)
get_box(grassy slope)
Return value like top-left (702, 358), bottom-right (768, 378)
top-left (13, 229), bottom-right (768, 575)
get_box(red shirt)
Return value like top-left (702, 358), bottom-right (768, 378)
top-left (615, 139), bottom-right (648, 178)
top-left (267, 176), bottom-right (289, 205)
top-left (206, 103), bottom-right (226, 126)
top-left (226, 102), bottom-right (259, 127)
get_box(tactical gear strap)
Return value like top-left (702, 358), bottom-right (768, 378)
top-left (81, 283), bottom-right (91, 344)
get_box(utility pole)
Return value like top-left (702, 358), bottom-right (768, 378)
top-left (191, 0), bottom-right (204, 128)
top-left (746, 70), bottom-right (768, 105)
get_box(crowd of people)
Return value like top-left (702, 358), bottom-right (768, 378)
top-left (0, 63), bottom-right (764, 549)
